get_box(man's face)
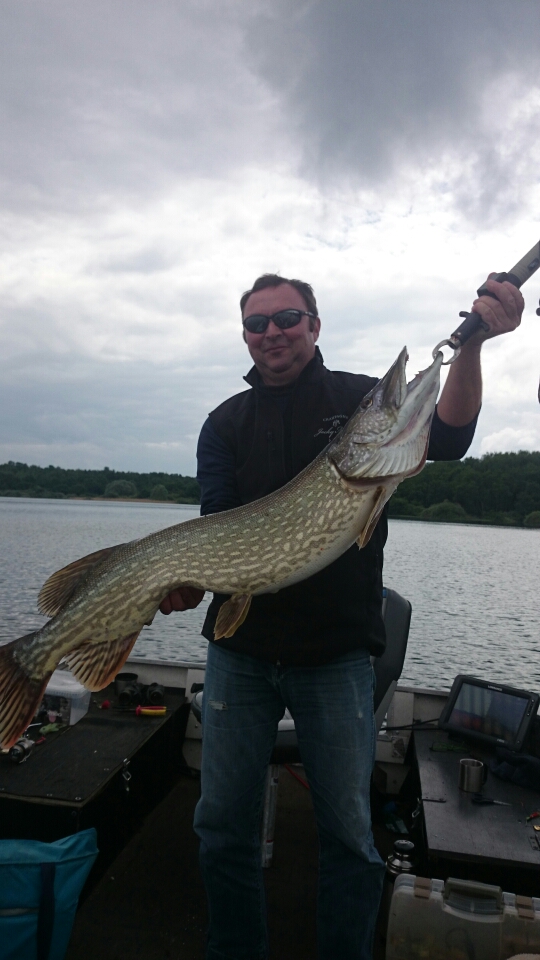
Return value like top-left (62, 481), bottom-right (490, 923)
top-left (242, 283), bottom-right (321, 386)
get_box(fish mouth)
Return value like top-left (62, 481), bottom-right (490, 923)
top-left (329, 348), bottom-right (443, 481)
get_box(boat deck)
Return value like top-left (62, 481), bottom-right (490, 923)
top-left (65, 764), bottom-right (395, 960)
top-left (5, 675), bottom-right (540, 958)
top-left (66, 767), bottom-right (318, 960)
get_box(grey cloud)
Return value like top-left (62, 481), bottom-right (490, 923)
top-left (0, 337), bottom-right (250, 473)
top-left (102, 248), bottom-right (175, 274)
top-left (244, 0), bottom-right (540, 223)
top-left (5, 0), bottom-right (538, 225)
top-left (1, 0), bottom-right (284, 214)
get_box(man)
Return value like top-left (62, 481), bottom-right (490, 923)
top-left (161, 273), bottom-right (523, 960)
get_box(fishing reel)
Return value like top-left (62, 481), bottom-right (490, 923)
top-left (9, 736), bottom-right (35, 764)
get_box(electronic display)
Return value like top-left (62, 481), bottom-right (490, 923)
top-left (438, 675), bottom-right (539, 752)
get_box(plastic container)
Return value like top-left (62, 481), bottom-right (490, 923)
top-left (386, 875), bottom-right (540, 960)
top-left (42, 669), bottom-right (91, 725)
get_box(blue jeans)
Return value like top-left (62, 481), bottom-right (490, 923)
top-left (193, 643), bottom-right (385, 960)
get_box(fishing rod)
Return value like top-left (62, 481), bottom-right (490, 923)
top-left (433, 239), bottom-right (540, 400)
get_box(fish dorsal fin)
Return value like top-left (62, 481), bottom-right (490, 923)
top-left (64, 631), bottom-right (141, 691)
top-left (214, 594), bottom-right (252, 640)
top-left (356, 485), bottom-right (394, 549)
top-left (38, 545), bottom-right (123, 618)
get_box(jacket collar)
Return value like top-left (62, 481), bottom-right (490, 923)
top-left (243, 346), bottom-right (326, 391)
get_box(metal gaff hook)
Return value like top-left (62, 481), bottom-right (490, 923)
top-left (432, 339), bottom-right (461, 365)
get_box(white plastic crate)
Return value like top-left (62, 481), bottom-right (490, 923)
top-left (386, 875), bottom-right (540, 960)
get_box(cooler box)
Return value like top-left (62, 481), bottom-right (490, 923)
top-left (386, 875), bottom-right (540, 960)
top-left (42, 669), bottom-right (91, 726)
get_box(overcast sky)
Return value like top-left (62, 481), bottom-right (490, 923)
top-left (1, 0), bottom-right (540, 476)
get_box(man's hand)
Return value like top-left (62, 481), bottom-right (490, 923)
top-left (160, 586), bottom-right (205, 615)
top-left (436, 272), bottom-right (524, 427)
top-left (467, 273), bottom-right (524, 345)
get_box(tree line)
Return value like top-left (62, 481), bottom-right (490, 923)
top-left (1, 452), bottom-right (540, 526)
top-left (0, 462), bottom-right (200, 504)
top-left (389, 451), bottom-right (540, 527)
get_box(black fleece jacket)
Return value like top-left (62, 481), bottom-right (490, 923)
top-left (197, 348), bottom-right (477, 666)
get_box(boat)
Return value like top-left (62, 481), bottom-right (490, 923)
top-left (2, 587), bottom-right (540, 960)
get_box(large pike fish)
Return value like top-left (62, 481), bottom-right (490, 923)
top-left (0, 347), bottom-right (443, 747)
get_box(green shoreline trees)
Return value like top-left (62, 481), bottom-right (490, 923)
top-left (0, 462), bottom-right (199, 504)
top-left (389, 451), bottom-right (540, 526)
top-left (0, 451), bottom-right (539, 525)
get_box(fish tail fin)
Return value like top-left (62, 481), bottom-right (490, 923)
top-left (0, 636), bottom-right (52, 749)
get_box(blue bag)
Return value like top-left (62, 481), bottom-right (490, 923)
top-left (0, 829), bottom-right (98, 960)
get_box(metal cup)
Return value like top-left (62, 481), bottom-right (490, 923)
top-left (459, 757), bottom-right (487, 792)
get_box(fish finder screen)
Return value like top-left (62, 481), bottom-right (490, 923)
top-left (448, 682), bottom-right (529, 744)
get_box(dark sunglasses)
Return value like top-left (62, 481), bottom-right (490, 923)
top-left (242, 309), bottom-right (317, 335)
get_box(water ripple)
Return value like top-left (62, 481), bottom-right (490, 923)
top-left (385, 519), bottom-right (540, 691)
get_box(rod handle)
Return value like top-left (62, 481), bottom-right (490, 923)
top-left (451, 241), bottom-right (540, 347)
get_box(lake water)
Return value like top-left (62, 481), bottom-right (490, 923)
top-left (0, 497), bottom-right (539, 692)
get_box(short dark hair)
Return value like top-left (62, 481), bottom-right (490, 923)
top-left (240, 274), bottom-right (318, 322)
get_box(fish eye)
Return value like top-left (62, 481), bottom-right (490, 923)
top-left (361, 397), bottom-right (372, 409)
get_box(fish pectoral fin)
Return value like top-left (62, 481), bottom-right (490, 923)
top-left (214, 594), bottom-right (252, 640)
top-left (64, 631), bottom-right (141, 691)
top-left (38, 544), bottom-right (125, 618)
top-left (356, 486), bottom-right (392, 549)
top-left (0, 635), bottom-right (53, 749)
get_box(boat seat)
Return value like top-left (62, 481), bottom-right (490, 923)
top-left (190, 585), bottom-right (411, 764)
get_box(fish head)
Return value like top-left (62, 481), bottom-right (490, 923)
top-left (329, 346), bottom-right (443, 481)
